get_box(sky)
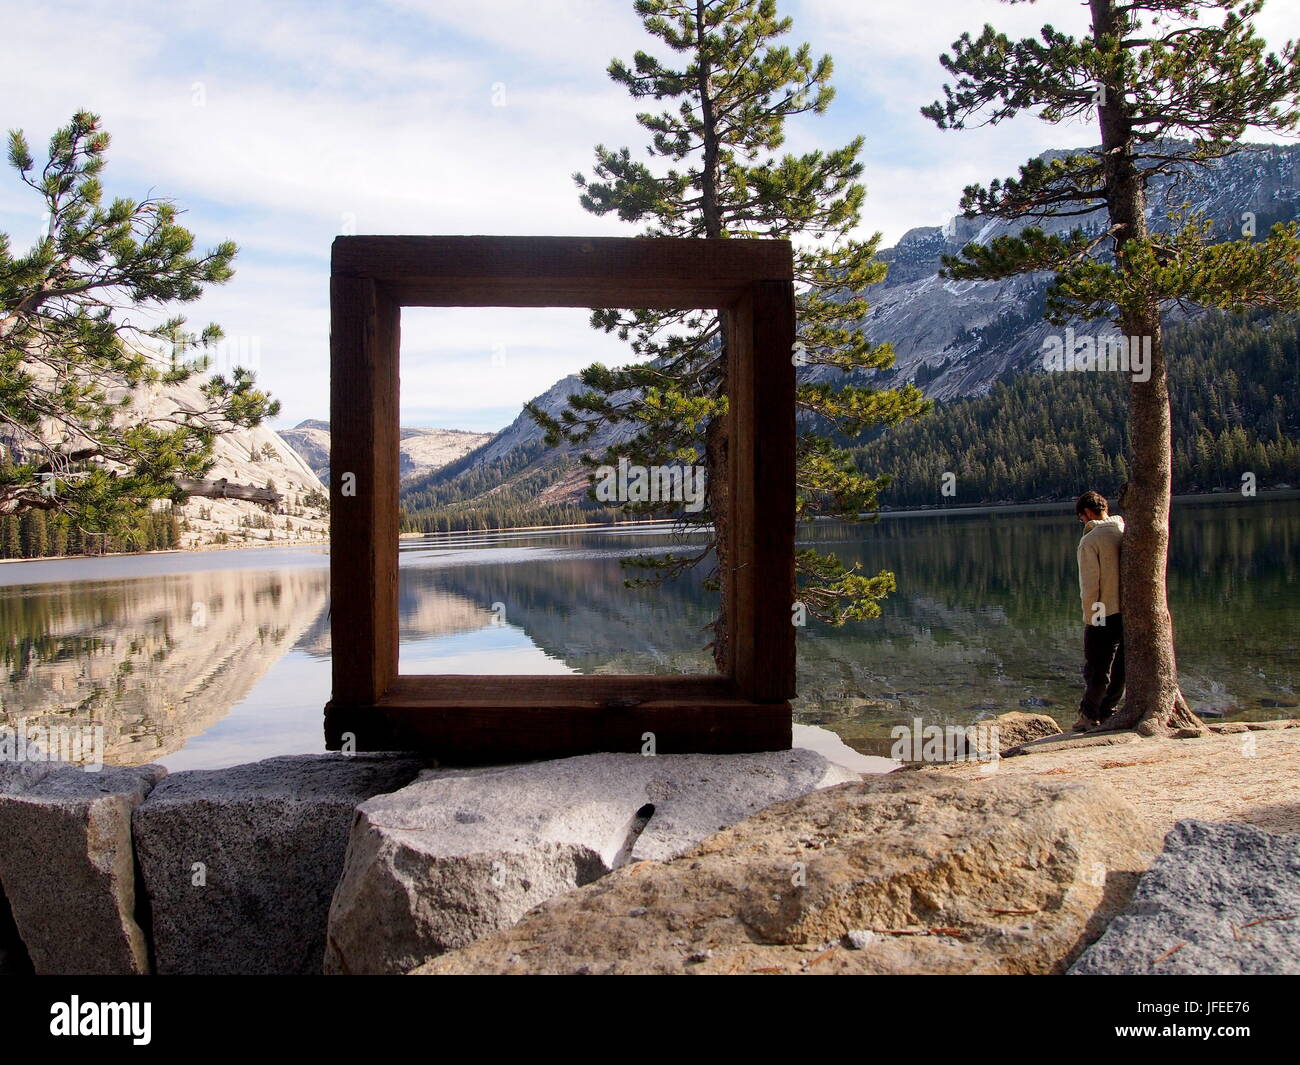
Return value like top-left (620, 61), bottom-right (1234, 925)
top-left (2, 0), bottom-right (1295, 433)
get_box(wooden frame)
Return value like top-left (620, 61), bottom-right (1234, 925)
top-left (325, 236), bottom-right (796, 763)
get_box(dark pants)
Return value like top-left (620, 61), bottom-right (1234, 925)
top-left (1080, 613), bottom-right (1125, 721)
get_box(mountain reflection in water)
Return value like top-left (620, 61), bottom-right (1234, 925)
top-left (0, 495), bottom-right (1294, 768)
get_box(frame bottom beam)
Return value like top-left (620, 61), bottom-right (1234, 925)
top-left (324, 698), bottom-right (792, 765)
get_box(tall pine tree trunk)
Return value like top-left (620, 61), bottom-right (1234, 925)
top-left (696, 0), bottom-right (733, 672)
top-left (1105, 308), bottom-right (1202, 734)
top-left (1090, 0), bottom-right (1203, 736)
top-left (705, 397), bottom-right (731, 672)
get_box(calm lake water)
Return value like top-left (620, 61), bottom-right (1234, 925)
top-left (1, 494), bottom-right (1296, 769)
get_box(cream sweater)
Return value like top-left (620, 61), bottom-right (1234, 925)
top-left (1077, 514), bottom-right (1124, 625)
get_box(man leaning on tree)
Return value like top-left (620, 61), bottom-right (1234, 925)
top-left (1074, 490), bottom-right (1125, 732)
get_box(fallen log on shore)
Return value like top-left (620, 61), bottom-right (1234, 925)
top-left (175, 478), bottom-right (281, 506)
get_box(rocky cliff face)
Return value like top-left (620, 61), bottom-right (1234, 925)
top-left (168, 407), bottom-right (330, 549)
top-left (278, 419), bottom-right (490, 486)
top-left (837, 143), bottom-right (1300, 402)
top-left (0, 362), bottom-right (333, 549)
top-left (276, 419), bottom-right (331, 480)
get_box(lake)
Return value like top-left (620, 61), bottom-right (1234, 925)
top-left (1, 493), bottom-right (1296, 769)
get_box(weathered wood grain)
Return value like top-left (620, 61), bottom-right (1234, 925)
top-left (333, 236), bottom-right (793, 308)
top-left (329, 276), bottom-right (400, 706)
top-left (326, 236), bottom-right (797, 759)
top-left (727, 280), bottom-right (797, 701)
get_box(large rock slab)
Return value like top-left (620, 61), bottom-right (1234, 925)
top-left (1206, 720), bottom-right (1300, 734)
top-left (0, 764), bottom-right (54, 975)
top-left (134, 754), bottom-right (422, 974)
top-left (984, 711), bottom-right (1062, 751)
top-left (412, 773), bottom-right (1162, 975)
top-left (943, 711), bottom-right (1063, 762)
top-left (0, 763), bottom-right (165, 974)
top-left (0, 762), bottom-right (61, 793)
top-left (1070, 819), bottom-right (1300, 975)
top-left (326, 749), bottom-right (859, 975)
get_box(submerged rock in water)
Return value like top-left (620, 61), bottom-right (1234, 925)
top-left (981, 711), bottom-right (1062, 753)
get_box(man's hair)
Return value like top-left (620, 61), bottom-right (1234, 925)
top-left (1076, 490), bottom-right (1108, 517)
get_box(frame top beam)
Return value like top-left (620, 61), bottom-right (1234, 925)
top-left (332, 235), bottom-right (794, 309)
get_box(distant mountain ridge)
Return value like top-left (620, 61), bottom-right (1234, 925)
top-left (853, 143), bottom-right (1299, 401)
top-left (396, 141), bottom-right (1300, 526)
top-left (278, 419), bottom-right (491, 485)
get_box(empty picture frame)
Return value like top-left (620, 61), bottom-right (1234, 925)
top-left (325, 235), bottom-right (795, 763)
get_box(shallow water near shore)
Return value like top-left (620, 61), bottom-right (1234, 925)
top-left (1, 493), bottom-right (1295, 769)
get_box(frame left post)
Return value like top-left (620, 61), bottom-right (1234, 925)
top-left (327, 274), bottom-right (401, 740)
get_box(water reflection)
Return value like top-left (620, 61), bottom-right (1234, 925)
top-left (0, 495), bottom-right (1294, 768)
top-left (793, 497), bottom-right (1300, 754)
top-left (397, 533), bottom-right (716, 675)
top-left (1, 565), bottom-right (328, 765)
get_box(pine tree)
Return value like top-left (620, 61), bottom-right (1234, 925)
top-left (530, 0), bottom-right (928, 666)
top-left (21, 510), bottom-right (47, 557)
top-left (1, 515), bottom-right (18, 557)
top-left (0, 112), bottom-right (278, 535)
top-left (923, 0), bottom-right (1300, 735)
top-left (49, 516), bottom-right (68, 556)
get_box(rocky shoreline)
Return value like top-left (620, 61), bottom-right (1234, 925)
top-left (1, 719), bottom-right (1296, 976)
top-left (935, 717), bottom-right (1300, 835)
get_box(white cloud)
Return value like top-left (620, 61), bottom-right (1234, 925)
top-left (3, 0), bottom-right (1296, 430)
top-left (0, 0), bottom-right (653, 429)
top-left (797, 0), bottom-right (1298, 245)
top-left (399, 306), bottom-right (630, 423)
top-left (382, 0), bottom-right (644, 64)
